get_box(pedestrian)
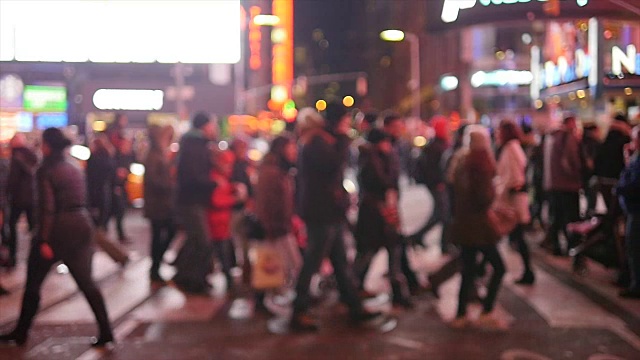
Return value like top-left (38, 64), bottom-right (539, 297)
top-left (208, 150), bottom-right (247, 293)
top-left (582, 124), bottom-right (601, 216)
top-left (450, 126), bottom-right (507, 330)
top-left (291, 102), bottom-right (381, 332)
top-left (144, 125), bottom-right (177, 285)
top-left (616, 125), bottom-right (640, 299)
top-left (0, 128), bottom-right (113, 347)
top-left (543, 116), bottom-right (585, 256)
top-left (594, 113), bottom-right (632, 219)
top-left (255, 135), bottom-right (303, 295)
top-left (106, 112), bottom-right (128, 153)
top-left (86, 135), bottom-right (129, 266)
top-left (495, 120), bottom-right (534, 285)
top-left (4, 133), bottom-right (38, 269)
top-left (172, 112), bottom-right (218, 294)
top-left (229, 136), bottom-right (255, 285)
top-left (409, 116), bottom-right (452, 253)
top-left (353, 128), bottom-right (412, 308)
top-left (111, 138), bottom-right (135, 243)
top-left (383, 114), bottom-right (424, 295)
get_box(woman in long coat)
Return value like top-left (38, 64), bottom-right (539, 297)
top-left (450, 127), bottom-right (506, 330)
top-left (0, 128), bottom-right (113, 347)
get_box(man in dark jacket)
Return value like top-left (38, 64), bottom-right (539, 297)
top-left (4, 134), bottom-right (38, 268)
top-left (594, 113), bottom-right (632, 219)
top-left (291, 102), bottom-right (381, 332)
top-left (543, 116), bottom-right (584, 255)
top-left (409, 117), bottom-right (451, 253)
top-left (172, 112), bottom-right (218, 294)
top-left (617, 125), bottom-right (640, 299)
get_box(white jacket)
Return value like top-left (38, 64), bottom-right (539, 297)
top-left (496, 140), bottom-right (531, 224)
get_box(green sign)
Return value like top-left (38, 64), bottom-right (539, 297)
top-left (23, 85), bottom-right (67, 112)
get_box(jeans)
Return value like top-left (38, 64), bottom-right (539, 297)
top-left (150, 219), bottom-right (177, 279)
top-left (457, 245), bottom-right (505, 317)
top-left (173, 205), bottom-right (212, 291)
top-left (292, 222), bottom-right (362, 315)
top-left (510, 224), bottom-right (532, 275)
top-left (110, 188), bottom-right (127, 240)
top-left (354, 241), bottom-right (408, 301)
top-left (414, 187), bottom-right (450, 251)
top-left (6, 204), bottom-right (35, 263)
top-left (547, 191), bottom-right (580, 253)
top-left (626, 213), bottom-right (640, 292)
top-left (211, 239), bottom-right (235, 287)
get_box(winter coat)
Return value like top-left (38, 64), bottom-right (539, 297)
top-left (298, 128), bottom-right (351, 225)
top-left (414, 137), bottom-right (448, 190)
top-left (355, 144), bottom-right (397, 251)
top-left (208, 172), bottom-right (237, 241)
top-left (176, 129), bottom-right (216, 207)
top-left (7, 146), bottom-right (38, 208)
top-left (617, 153), bottom-right (640, 214)
top-left (543, 129), bottom-right (583, 192)
top-left (37, 153), bottom-right (92, 247)
top-left (143, 145), bottom-right (175, 221)
top-left (255, 154), bottom-right (295, 238)
top-left (496, 140), bottom-right (531, 224)
top-left (595, 120), bottom-right (632, 180)
top-left (450, 150), bottom-right (500, 247)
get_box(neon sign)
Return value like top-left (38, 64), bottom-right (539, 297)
top-left (612, 45), bottom-right (639, 76)
top-left (539, 49), bottom-right (592, 89)
top-left (441, 0), bottom-right (589, 23)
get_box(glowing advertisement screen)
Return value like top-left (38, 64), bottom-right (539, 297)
top-left (0, 0), bottom-right (241, 64)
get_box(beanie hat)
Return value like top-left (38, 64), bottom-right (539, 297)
top-left (367, 128), bottom-right (390, 144)
top-left (42, 127), bottom-right (72, 152)
top-left (192, 111), bottom-right (211, 129)
top-left (323, 102), bottom-right (348, 129)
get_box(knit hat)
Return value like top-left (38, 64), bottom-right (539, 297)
top-left (192, 111), bottom-right (211, 129)
top-left (323, 101), bottom-right (348, 129)
top-left (42, 127), bottom-right (72, 152)
top-left (463, 125), bottom-right (491, 151)
top-left (296, 107), bottom-right (324, 133)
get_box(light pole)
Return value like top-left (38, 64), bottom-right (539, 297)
top-left (380, 29), bottom-right (421, 120)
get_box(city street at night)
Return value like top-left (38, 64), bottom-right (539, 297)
top-left (1, 183), bottom-right (640, 360)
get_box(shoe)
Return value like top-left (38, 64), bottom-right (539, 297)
top-left (289, 313), bottom-right (319, 332)
top-left (0, 332), bottom-right (27, 346)
top-left (515, 272), bottom-right (535, 285)
top-left (91, 335), bottom-right (115, 348)
top-left (449, 317), bottom-right (468, 329)
top-left (475, 313), bottom-right (509, 331)
top-left (619, 289), bottom-right (640, 299)
top-left (349, 310), bottom-right (383, 324)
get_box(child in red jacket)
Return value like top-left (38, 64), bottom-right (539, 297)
top-left (209, 150), bottom-right (247, 292)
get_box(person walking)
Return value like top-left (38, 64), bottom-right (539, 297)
top-left (617, 125), bottom-right (640, 299)
top-left (4, 133), bottom-right (38, 269)
top-left (409, 116), bottom-right (452, 253)
top-left (353, 128), bottom-right (412, 308)
top-left (255, 135), bottom-right (303, 292)
top-left (543, 116), bottom-right (585, 256)
top-left (0, 128), bottom-right (113, 347)
top-left (111, 138), bottom-right (135, 243)
top-left (144, 125), bottom-right (177, 285)
top-left (450, 126), bottom-right (507, 330)
top-left (495, 120), bottom-right (534, 285)
top-left (172, 112), bottom-right (218, 294)
top-left (291, 102), bottom-right (381, 332)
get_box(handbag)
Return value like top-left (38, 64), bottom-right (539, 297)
top-left (251, 242), bottom-right (285, 290)
top-left (487, 204), bottom-right (518, 237)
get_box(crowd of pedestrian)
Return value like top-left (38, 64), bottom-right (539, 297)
top-left (0, 104), bottom-right (638, 346)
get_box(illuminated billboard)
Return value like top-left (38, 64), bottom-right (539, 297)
top-left (0, 0), bottom-right (241, 64)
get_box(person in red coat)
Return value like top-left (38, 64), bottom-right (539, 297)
top-left (208, 150), bottom-right (247, 293)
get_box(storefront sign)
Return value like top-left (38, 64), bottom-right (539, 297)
top-left (92, 89), bottom-right (164, 111)
top-left (612, 45), bottom-right (639, 76)
top-left (540, 49), bottom-right (592, 88)
top-left (23, 85), bottom-right (67, 112)
top-left (441, 0), bottom-right (589, 23)
top-left (471, 70), bottom-right (533, 87)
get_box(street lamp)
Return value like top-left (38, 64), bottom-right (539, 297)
top-left (380, 29), bottom-right (421, 120)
